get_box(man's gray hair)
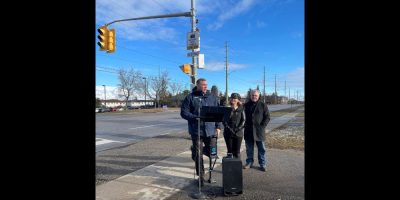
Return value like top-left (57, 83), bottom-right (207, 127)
top-left (250, 89), bottom-right (260, 95)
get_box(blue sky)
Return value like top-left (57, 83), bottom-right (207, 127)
top-left (96, 0), bottom-right (304, 100)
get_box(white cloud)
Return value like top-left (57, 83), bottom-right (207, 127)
top-left (204, 61), bottom-right (248, 71)
top-left (207, 0), bottom-right (257, 30)
top-left (96, 86), bottom-right (121, 100)
top-left (284, 67), bottom-right (304, 89)
top-left (256, 20), bottom-right (267, 28)
top-left (291, 32), bottom-right (303, 39)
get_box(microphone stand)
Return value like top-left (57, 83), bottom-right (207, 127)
top-left (191, 97), bottom-right (207, 199)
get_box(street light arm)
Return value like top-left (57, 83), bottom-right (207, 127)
top-left (105, 12), bottom-right (192, 26)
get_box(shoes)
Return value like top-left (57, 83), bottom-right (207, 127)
top-left (260, 166), bottom-right (267, 172)
top-left (243, 163), bottom-right (253, 169)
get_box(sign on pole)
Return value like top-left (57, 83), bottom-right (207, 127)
top-left (187, 31), bottom-right (200, 50)
top-left (198, 54), bottom-right (205, 69)
top-left (187, 51), bottom-right (200, 57)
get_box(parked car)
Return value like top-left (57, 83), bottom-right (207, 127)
top-left (102, 107), bottom-right (110, 112)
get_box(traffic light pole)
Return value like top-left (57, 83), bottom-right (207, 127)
top-left (190, 0), bottom-right (197, 90)
top-left (104, 12), bottom-right (191, 26)
top-left (101, 0), bottom-right (198, 90)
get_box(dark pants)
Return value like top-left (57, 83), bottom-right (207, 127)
top-left (224, 135), bottom-right (243, 159)
top-left (191, 135), bottom-right (212, 178)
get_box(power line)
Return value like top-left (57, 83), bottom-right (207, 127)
top-left (96, 67), bottom-right (185, 86)
top-left (97, 66), bottom-right (119, 72)
top-left (150, 0), bottom-right (174, 13)
top-left (116, 45), bottom-right (181, 65)
top-left (96, 68), bottom-right (119, 75)
top-left (101, 0), bottom-right (140, 20)
top-left (96, 52), bottom-right (161, 67)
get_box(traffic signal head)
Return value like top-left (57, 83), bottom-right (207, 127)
top-left (97, 26), bottom-right (109, 51)
top-left (107, 29), bottom-right (116, 53)
top-left (180, 64), bottom-right (191, 74)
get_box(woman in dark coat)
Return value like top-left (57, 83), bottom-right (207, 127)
top-left (223, 93), bottom-right (246, 159)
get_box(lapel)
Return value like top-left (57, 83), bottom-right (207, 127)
top-left (252, 101), bottom-right (259, 116)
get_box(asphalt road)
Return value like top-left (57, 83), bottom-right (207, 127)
top-left (96, 110), bottom-right (187, 152)
top-left (96, 104), bottom-right (301, 153)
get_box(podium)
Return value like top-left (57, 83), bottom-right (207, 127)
top-left (191, 106), bottom-right (232, 199)
top-left (199, 106), bottom-right (232, 122)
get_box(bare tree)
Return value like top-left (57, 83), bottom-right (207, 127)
top-left (148, 70), bottom-right (170, 108)
top-left (169, 82), bottom-right (183, 96)
top-left (117, 67), bottom-right (142, 108)
top-left (169, 82), bottom-right (183, 106)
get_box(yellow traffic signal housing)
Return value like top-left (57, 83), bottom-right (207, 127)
top-left (180, 64), bottom-right (191, 74)
top-left (97, 26), bottom-right (109, 51)
top-left (107, 29), bottom-right (116, 53)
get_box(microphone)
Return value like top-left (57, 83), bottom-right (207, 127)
top-left (193, 96), bottom-right (202, 119)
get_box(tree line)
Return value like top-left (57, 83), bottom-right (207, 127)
top-left (97, 67), bottom-right (302, 108)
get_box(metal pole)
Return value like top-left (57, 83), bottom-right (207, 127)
top-left (191, 96), bottom-right (206, 199)
top-left (289, 88), bottom-right (292, 108)
top-left (274, 74), bottom-right (277, 104)
top-left (225, 41), bottom-right (228, 106)
top-left (143, 77), bottom-right (147, 107)
top-left (102, 85), bottom-right (106, 107)
top-left (99, 6), bottom-right (195, 90)
top-left (263, 66), bottom-right (266, 103)
top-left (105, 12), bottom-right (191, 26)
top-left (190, 0), bottom-right (197, 89)
top-left (198, 98), bottom-right (201, 191)
top-left (285, 80), bottom-right (286, 103)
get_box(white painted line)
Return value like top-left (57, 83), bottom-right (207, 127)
top-left (129, 124), bottom-right (166, 130)
top-left (96, 138), bottom-right (125, 146)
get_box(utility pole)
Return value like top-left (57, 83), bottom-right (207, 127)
top-left (225, 41), bottom-right (229, 106)
top-left (142, 77), bottom-right (147, 108)
top-left (285, 80), bottom-right (286, 103)
top-left (263, 66), bottom-right (266, 103)
top-left (158, 66), bottom-right (161, 108)
top-left (297, 90), bottom-right (299, 103)
top-left (289, 88), bottom-right (291, 108)
top-left (274, 74), bottom-right (277, 104)
top-left (102, 85), bottom-right (107, 107)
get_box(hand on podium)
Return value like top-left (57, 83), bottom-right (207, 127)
top-left (215, 128), bottom-right (221, 138)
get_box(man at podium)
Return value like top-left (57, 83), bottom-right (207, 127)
top-left (180, 78), bottom-right (222, 186)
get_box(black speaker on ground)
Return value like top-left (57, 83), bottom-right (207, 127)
top-left (222, 154), bottom-right (243, 196)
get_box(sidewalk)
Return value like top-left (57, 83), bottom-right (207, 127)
top-left (96, 109), bottom-right (303, 200)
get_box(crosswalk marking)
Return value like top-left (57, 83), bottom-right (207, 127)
top-left (96, 138), bottom-right (125, 146)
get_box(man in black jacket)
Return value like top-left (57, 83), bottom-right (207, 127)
top-left (243, 89), bottom-right (270, 172)
top-left (181, 78), bottom-right (222, 185)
